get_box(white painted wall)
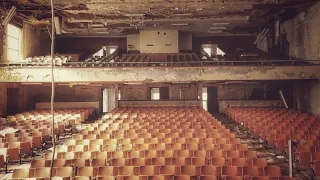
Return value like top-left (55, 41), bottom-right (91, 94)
top-left (127, 34), bottom-right (140, 51)
top-left (140, 30), bottom-right (179, 53)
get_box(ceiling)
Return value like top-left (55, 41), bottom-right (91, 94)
top-left (0, 0), bottom-right (317, 37)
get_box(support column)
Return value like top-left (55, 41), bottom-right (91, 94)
top-left (114, 84), bottom-right (119, 109)
top-left (197, 83), bottom-right (203, 107)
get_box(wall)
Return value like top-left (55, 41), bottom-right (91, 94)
top-left (21, 85), bottom-right (101, 111)
top-left (55, 37), bottom-right (127, 60)
top-left (127, 35), bottom-right (140, 51)
top-left (1, 66), bottom-right (320, 82)
top-left (120, 84), bottom-right (198, 101)
top-left (294, 80), bottom-right (320, 117)
top-left (179, 32), bottom-right (192, 52)
top-left (280, 1), bottom-right (320, 61)
top-left (193, 36), bottom-right (256, 56)
top-left (23, 23), bottom-right (51, 58)
top-left (140, 30), bottom-right (179, 53)
top-left (216, 82), bottom-right (295, 112)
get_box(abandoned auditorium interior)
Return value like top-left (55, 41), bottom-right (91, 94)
top-left (0, 0), bottom-right (320, 179)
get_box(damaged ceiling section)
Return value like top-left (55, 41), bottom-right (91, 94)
top-left (0, 0), bottom-right (318, 37)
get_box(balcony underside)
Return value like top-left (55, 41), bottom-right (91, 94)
top-left (0, 65), bottom-right (319, 83)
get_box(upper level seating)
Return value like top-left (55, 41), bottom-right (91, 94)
top-left (225, 107), bottom-right (320, 178)
top-left (76, 53), bottom-right (202, 67)
top-left (12, 107), bottom-right (295, 180)
top-left (24, 55), bottom-right (72, 66)
top-left (0, 108), bottom-right (92, 166)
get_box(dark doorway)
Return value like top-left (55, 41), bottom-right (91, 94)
top-left (207, 87), bottom-right (219, 114)
top-left (7, 88), bottom-right (19, 115)
top-left (160, 87), bottom-right (169, 100)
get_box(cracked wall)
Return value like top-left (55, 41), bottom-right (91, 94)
top-left (0, 66), bottom-right (319, 82)
top-left (280, 1), bottom-right (320, 62)
top-left (23, 23), bottom-right (51, 58)
top-left (294, 80), bottom-right (320, 117)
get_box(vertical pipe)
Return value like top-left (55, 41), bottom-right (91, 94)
top-left (279, 90), bottom-right (289, 108)
top-left (288, 140), bottom-right (293, 177)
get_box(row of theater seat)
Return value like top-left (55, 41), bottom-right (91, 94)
top-left (12, 107), bottom-right (295, 180)
top-left (0, 108), bottom-right (92, 173)
top-left (225, 106), bottom-right (320, 178)
top-left (24, 56), bottom-right (71, 66)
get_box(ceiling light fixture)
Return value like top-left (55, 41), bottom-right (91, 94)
top-left (173, 13), bottom-right (192, 16)
top-left (212, 22), bottom-right (230, 26)
top-left (172, 23), bottom-right (189, 26)
top-left (209, 27), bottom-right (227, 30)
top-left (208, 30), bottom-right (223, 33)
top-left (124, 14), bottom-right (145, 17)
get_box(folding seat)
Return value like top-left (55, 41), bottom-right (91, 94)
top-left (30, 159), bottom-right (46, 168)
top-left (295, 151), bottom-right (311, 167)
top-left (148, 175), bottom-right (174, 180)
top-left (12, 168), bottom-right (30, 179)
top-left (109, 158), bottom-right (126, 166)
top-left (169, 143), bottom-right (183, 150)
top-left (151, 157), bottom-right (166, 166)
top-left (174, 150), bottom-right (190, 158)
top-left (72, 158), bottom-right (90, 167)
top-left (53, 159), bottom-right (67, 167)
top-left (45, 152), bottom-right (57, 160)
top-left (263, 166), bottom-right (282, 176)
top-left (156, 133), bottom-right (166, 139)
top-left (175, 138), bottom-right (186, 144)
top-left (243, 166), bottom-right (264, 177)
top-left (226, 151), bottom-right (240, 159)
top-left (77, 151), bottom-right (92, 159)
top-left (58, 152), bottom-right (75, 160)
top-left (93, 151), bottom-right (108, 159)
top-left (127, 151), bottom-right (142, 158)
top-left (65, 139), bottom-right (77, 146)
top-left (139, 165), bottom-right (158, 176)
top-left (153, 143), bottom-right (166, 151)
top-left (73, 134), bottom-right (83, 140)
top-left (199, 175), bottom-right (218, 180)
top-left (100, 134), bottom-right (111, 140)
top-left (209, 150), bottom-right (224, 158)
top-left (56, 167), bottom-right (73, 179)
top-left (204, 144), bottom-right (216, 151)
top-left (201, 166), bottom-right (221, 176)
top-left (97, 166), bottom-right (116, 178)
top-left (120, 138), bottom-right (131, 145)
top-left (242, 151), bottom-right (257, 158)
top-left (215, 138), bottom-right (228, 145)
top-left (172, 157), bottom-right (188, 166)
top-left (222, 176), bottom-right (244, 180)
top-left (104, 144), bottom-right (117, 152)
top-left (178, 165), bottom-right (199, 176)
top-left (311, 161), bottom-right (320, 178)
top-left (209, 157), bottom-right (226, 166)
top-left (91, 158), bottom-right (106, 167)
top-left (159, 165), bottom-right (177, 176)
top-left (118, 166), bottom-right (135, 176)
top-left (278, 177), bottom-right (298, 180)
top-left (221, 166), bottom-right (242, 177)
top-left (173, 175), bottom-right (197, 180)
top-left (34, 167), bottom-right (51, 178)
top-left (88, 145), bottom-right (101, 152)
top-left (131, 158), bottom-right (146, 166)
top-left (228, 158), bottom-right (247, 166)
top-left (121, 144), bottom-right (133, 151)
top-left (191, 157), bottom-right (206, 166)
top-left (77, 167), bottom-right (93, 180)
top-left (192, 150), bottom-right (206, 158)
top-left (162, 138), bottom-right (173, 144)
top-left (6, 143), bottom-right (22, 163)
top-left (186, 143), bottom-right (198, 151)
top-left (73, 177), bottom-right (90, 180)
top-left (145, 150), bottom-right (160, 158)
top-left (247, 158), bottom-right (268, 167)
top-left (232, 144), bottom-right (248, 151)
top-left (90, 139), bottom-right (104, 146)
top-left (104, 139), bottom-right (118, 145)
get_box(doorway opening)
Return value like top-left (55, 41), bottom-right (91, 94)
top-left (7, 88), bottom-right (19, 115)
top-left (102, 88), bottom-right (116, 113)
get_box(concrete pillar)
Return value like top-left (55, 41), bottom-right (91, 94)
top-left (115, 84), bottom-right (119, 109)
top-left (198, 83), bottom-right (203, 107)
